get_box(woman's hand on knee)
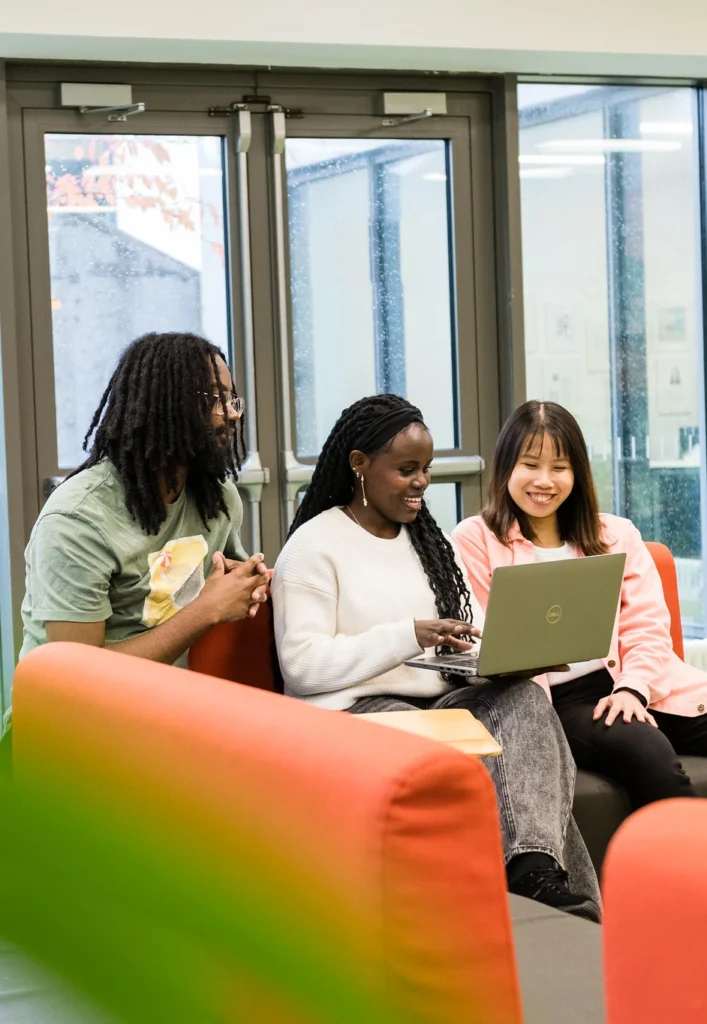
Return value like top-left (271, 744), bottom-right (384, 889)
top-left (593, 691), bottom-right (658, 728)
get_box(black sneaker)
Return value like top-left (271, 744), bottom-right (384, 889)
top-left (509, 867), bottom-right (600, 923)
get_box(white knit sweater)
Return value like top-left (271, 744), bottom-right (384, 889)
top-left (272, 507), bottom-right (485, 710)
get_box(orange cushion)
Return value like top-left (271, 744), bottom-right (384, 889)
top-left (188, 600), bottom-right (283, 692)
top-left (603, 799), bottom-right (707, 1023)
top-left (14, 643), bottom-right (522, 1024)
top-left (645, 541), bottom-right (684, 660)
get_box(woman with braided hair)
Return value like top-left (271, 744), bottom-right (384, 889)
top-left (273, 394), bottom-right (600, 920)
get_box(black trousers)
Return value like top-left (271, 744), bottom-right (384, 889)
top-left (552, 669), bottom-right (707, 809)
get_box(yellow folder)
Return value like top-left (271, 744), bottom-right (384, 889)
top-left (356, 708), bottom-right (502, 757)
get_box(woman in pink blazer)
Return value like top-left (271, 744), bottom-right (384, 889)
top-left (453, 400), bottom-right (707, 809)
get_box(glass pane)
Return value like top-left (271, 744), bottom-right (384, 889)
top-left (519, 85), bottom-right (706, 635)
top-left (293, 482), bottom-right (458, 533)
top-left (44, 133), bottom-right (230, 468)
top-left (286, 138), bottom-right (457, 457)
top-left (424, 483), bottom-right (460, 535)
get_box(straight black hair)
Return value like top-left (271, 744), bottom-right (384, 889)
top-left (483, 400), bottom-right (608, 556)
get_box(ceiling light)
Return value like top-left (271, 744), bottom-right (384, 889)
top-left (640, 121), bottom-right (693, 136)
top-left (520, 167), bottom-right (573, 179)
top-left (519, 154), bottom-right (606, 166)
top-left (536, 139), bottom-right (681, 153)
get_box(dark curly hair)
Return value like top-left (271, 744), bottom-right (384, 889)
top-left (75, 331), bottom-right (245, 535)
top-left (289, 394), bottom-right (473, 625)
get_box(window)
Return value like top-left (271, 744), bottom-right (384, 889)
top-left (519, 84), bottom-right (706, 636)
top-left (44, 133), bottom-right (230, 468)
top-left (286, 138), bottom-right (457, 459)
top-left (285, 136), bottom-right (464, 533)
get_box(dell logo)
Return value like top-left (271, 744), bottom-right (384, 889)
top-left (546, 605), bottom-right (562, 625)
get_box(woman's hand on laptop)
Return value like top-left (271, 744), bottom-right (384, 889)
top-left (414, 620), bottom-right (482, 651)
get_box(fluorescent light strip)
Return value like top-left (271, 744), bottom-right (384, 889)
top-left (640, 121), bottom-right (693, 136)
top-left (519, 154), bottom-right (605, 166)
top-left (536, 139), bottom-right (681, 153)
top-left (519, 167), bottom-right (573, 179)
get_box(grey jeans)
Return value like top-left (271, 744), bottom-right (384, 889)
top-left (349, 678), bottom-right (600, 905)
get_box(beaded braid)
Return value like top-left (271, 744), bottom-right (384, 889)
top-left (290, 394), bottom-right (473, 624)
top-left (75, 332), bottom-right (246, 535)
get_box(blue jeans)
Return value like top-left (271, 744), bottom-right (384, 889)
top-left (349, 678), bottom-right (600, 905)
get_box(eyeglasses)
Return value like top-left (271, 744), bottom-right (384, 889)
top-left (199, 391), bottom-right (245, 417)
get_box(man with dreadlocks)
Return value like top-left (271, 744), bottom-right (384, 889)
top-left (20, 332), bottom-right (267, 667)
top-left (272, 394), bottom-right (600, 920)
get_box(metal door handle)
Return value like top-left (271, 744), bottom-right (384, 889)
top-left (283, 453), bottom-right (314, 503)
top-left (280, 454), bottom-right (484, 501)
top-left (234, 106), bottom-right (271, 552)
top-left (44, 461), bottom-right (270, 550)
top-left (429, 455), bottom-right (484, 479)
top-left (270, 107), bottom-right (314, 525)
top-left (44, 464), bottom-right (271, 498)
top-left (43, 476), bottom-right (65, 500)
top-left (238, 455), bottom-right (270, 499)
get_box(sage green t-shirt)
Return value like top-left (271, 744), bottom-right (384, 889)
top-left (20, 460), bottom-right (248, 661)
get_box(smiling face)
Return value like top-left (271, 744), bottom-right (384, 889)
top-left (507, 431), bottom-right (575, 523)
top-left (351, 422), bottom-right (433, 525)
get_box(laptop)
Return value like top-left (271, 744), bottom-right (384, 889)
top-left (405, 552), bottom-right (626, 678)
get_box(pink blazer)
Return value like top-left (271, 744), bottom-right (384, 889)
top-left (452, 513), bottom-right (707, 718)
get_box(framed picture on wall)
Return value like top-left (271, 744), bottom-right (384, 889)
top-left (656, 355), bottom-right (693, 415)
top-left (657, 307), bottom-right (687, 344)
top-left (541, 358), bottom-right (583, 408)
top-left (544, 305), bottom-right (584, 354)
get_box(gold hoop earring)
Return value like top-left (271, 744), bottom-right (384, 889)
top-left (356, 471), bottom-right (368, 507)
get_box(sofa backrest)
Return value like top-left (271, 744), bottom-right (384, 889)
top-left (188, 599), bottom-right (284, 691)
top-left (646, 541), bottom-right (684, 660)
top-left (13, 643), bottom-right (522, 1024)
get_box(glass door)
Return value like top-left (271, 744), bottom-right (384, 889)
top-left (259, 97), bottom-right (496, 543)
top-left (16, 81), bottom-right (501, 568)
top-left (22, 106), bottom-right (266, 550)
top-left (3, 71), bottom-right (506, 665)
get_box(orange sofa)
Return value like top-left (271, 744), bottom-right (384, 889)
top-left (12, 642), bottom-right (524, 1024)
top-left (189, 598), bottom-right (283, 692)
top-left (603, 798), bottom-right (707, 1024)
